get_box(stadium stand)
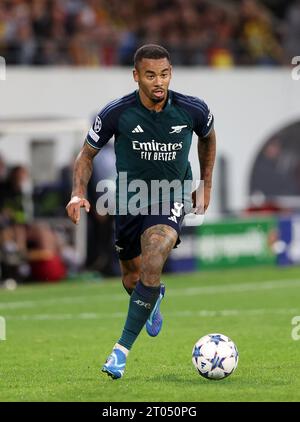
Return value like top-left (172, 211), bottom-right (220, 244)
top-left (0, 0), bottom-right (298, 67)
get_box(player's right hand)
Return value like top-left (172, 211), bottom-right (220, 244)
top-left (66, 196), bottom-right (90, 225)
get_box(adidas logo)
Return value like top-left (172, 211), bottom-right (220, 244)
top-left (132, 125), bottom-right (144, 133)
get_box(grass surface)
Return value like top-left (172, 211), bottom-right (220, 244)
top-left (0, 266), bottom-right (300, 402)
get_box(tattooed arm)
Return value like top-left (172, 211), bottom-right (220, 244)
top-left (66, 142), bottom-right (99, 224)
top-left (192, 128), bottom-right (216, 213)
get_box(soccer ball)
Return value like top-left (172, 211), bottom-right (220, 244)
top-left (192, 333), bottom-right (239, 380)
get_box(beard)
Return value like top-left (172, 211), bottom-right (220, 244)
top-left (151, 96), bottom-right (165, 103)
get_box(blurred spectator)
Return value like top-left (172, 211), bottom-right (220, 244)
top-left (250, 137), bottom-right (299, 197)
top-left (244, 191), bottom-right (288, 215)
top-left (0, 155), bottom-right (8, 183)
top-left (238, 0), bottom-right (285, 65)
top-left (283, 0), bottom-right (300, 61)
top-left (26, 222), bottom-right (67, 282)
top-left (0, 165), bottom-right (33, 226)
top-left (0, 165), bottom-right (32, 282)
top-left (0, 164), bottom-right (68, 282)
top-left (0, 0), bottom-right (293, 67)
top-left (206, 5), bottom-right (237, 67)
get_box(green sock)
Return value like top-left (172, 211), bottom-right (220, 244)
top-left (118, 280), bottom-right (160, 350)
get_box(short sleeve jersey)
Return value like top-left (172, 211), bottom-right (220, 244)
top-left (86, 90), bottom-right (214, 212)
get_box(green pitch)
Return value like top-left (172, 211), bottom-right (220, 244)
top-left (0, 266), bottom-right (300, 402)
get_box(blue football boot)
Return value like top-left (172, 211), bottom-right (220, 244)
top-left (102, 348), bottom-right (126, 379)
top-left (146, 283), bottom-right (165, 337)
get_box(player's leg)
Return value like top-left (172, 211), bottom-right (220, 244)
top-left (102, 224), bottom-right (177, 379)
top-left (102, 257), bottom-right (141, 380)
top-left (141, 225), bottom-right (174, 336)
top-left (117, 224), bottom-right (177, 347)
top-left (120, 256), bottom-right (141, 295)
top-left (140, 224), bottom-right (177, 286)
top-left (120, 256), bottom-right (165, 337)
top-left (102, 215), bottom-right (142, 379)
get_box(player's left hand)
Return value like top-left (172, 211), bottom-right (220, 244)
top-left (192, 185), bottom-right (211, 214)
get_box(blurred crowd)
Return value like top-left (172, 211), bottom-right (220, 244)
top-left (0, 0), bottom-right (299, 67)
top-left (0, 150), bottom-right (118, 284)
top-left (0, 156), bottom-right (85, 283)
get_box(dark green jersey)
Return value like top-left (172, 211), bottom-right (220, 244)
top-left (86, 90), bottom-right (214, 213)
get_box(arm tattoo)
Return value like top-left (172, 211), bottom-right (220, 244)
top-left (72, 142), bottom-right (99, 197)
top-left (198, 128), bottom-right (216, 189)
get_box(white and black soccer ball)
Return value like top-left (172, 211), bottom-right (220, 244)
top-left (192, 333), bottom-right (239, 380)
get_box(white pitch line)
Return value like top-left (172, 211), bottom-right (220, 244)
top-left (168, 278), bottom-right (300, 297)
top-left (0, 296), bottom-right (107, 310)
top-left (4, 308), bottom-right (300, 321)
top-left (0, 278), bottom-right (300, 310)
